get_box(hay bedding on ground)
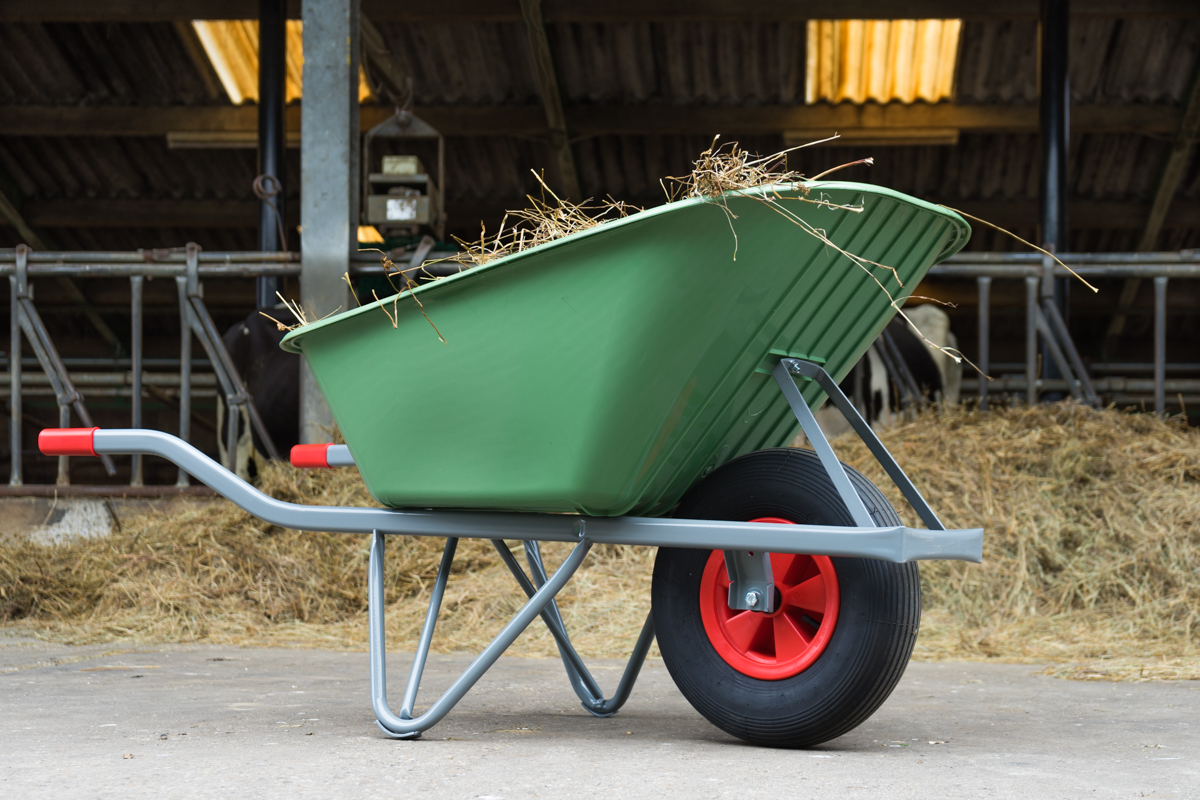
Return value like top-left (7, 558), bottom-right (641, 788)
top-left (2, 403), bottom-right (1199, 680)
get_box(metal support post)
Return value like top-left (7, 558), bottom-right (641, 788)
top-left (257, 0), bottom-right (287, 308)
top-left (872, 335), bottom-right (910, 410)
top-left (130, 274), bottom-right (144, 485)
top-left (300, 0), bottom-right (357, 443)
top-left (1026, 275), bottom-right (1040, 403)
top-left (1040, 297), bottom-right (1099, 406)
top-left (1033, 306), bottom-right (1083, 401)
top-left (881, 329), bottom-right (924, 408)
top-left (852, 358), bottom-right (864, 415)
top-left (977, 276), bottom-right (991, 411)
top-left (56, 402), bottom-right (69, 485)
top-left (1040, 0), bottom-right (1070, 315)
top-left (175, 273), bottom-right (192, 487)
top-left (9, 251), bottom-right (23, 486)
top-left (1154, 276), bottom-right (1168, 414)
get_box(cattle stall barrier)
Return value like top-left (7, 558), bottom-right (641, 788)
top-left (0, 246), bottom-right (1196, 491)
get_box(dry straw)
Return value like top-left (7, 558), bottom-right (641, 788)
top-left (263, 137), bottom-right (1058, 374)
top-left (3, 402), bottom-right (1198, 680)
top-left (449, 170), bottom-right (641, 268)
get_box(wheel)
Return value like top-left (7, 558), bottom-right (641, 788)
top-left (652, 447), bottom-right (921, 748)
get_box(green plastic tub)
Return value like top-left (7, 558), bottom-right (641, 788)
top-left (282, 182), bottom-right (969, 516)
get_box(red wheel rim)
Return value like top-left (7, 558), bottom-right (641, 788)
top-left (699, 517), bottom-right (840, 680)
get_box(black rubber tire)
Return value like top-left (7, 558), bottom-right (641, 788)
top-left (652, 447), bottom-right (921, 748)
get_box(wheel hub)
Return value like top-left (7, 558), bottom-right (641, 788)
top-left (699, 517), bottom-right (840, 680)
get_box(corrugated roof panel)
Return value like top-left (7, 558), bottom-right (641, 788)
top-left (956, 17), bottom-right (1200, 105)
top-left (806, 20), bottom-right (961, 104)
top-left (0, 22), bottom-right (216, 107)
top-left (191, 20), bottom-right (371, 104)
top-left (374, 21), bottom-right (540, 106)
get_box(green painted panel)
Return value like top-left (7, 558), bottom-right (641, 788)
top-left (282, 182), bottom-right (969, 516)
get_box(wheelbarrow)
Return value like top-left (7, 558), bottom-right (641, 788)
top-left (40, 182), bottom-right (982, 748)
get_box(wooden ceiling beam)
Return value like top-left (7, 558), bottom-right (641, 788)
top-left (519, 0), bottom-right (581, 199)
top-left (3, 0), bottom-right (1197, 22)
top-left (0, 103), bottom-right (1184, 138)
top-left (1103, 65), bottom-right (1200, 346)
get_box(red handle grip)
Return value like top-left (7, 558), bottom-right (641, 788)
top-left (39, 428), bottom-right (100, 457)
top-left (290, 443), bottom-right (332, 468)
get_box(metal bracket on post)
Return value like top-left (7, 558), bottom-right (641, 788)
top-left (9, 245), bottom-right (117, 483)
top-left (179, 243), bottom-right (281, 471)
top-left (724, 549), bottom-right (776, 612)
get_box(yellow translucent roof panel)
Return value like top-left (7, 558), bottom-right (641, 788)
top-left (806, 19), bottom-right (961, 105)
top-left (192, 20), bottom-right (372, 105)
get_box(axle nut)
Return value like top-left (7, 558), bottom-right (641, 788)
top-left (744, 590), bottom-right (761, 608)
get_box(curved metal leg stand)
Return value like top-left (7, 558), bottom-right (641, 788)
top-left (398, 537), bottom-right (459, 722)
top-left (491, 539), bottom-right (655, 717)
top-left (369, 531), bottom-right (593, 739)
top-left (589, 611), bottom-right (655, 717)
top-left (524, 541), bottom-right (606, 707)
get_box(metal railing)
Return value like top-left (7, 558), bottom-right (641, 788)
top-left (1, 246), bottom-right (1194, 491)
top-left (931, 250), bottom-right (1200, 414)
top-left (2, 245), bottom-right (300, 490)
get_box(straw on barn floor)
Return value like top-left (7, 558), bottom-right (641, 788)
top-left (3, 403), bottom-right (1198, 679)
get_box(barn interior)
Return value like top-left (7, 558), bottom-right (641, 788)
top-left (1, 1), bottom-right (1198, 490)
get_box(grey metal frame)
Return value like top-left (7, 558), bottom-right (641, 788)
top-left (76, 357), bottom-right (979, 737)
top-left (177, 243), bottom-right (280, 475)
top-left (5, 247), bottom-right (1195, 488)
top-left (8, 246), bottom-right (117, 484)
top-left (3, 247), bottom-right (298, 488)
top-left (931, 252), bottom-right (1197, 411)
top-left (88, 428), bottom-right (981, 561)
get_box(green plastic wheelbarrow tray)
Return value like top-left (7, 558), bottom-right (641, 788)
top-left (281, 182), bottom-right (970, 516)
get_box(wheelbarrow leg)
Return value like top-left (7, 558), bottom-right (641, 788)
top-left (521, 540), bottom-right (605, 703)
top-left (369, 530), bottom-right (592, 739)
top-left (397, 537), bottom-right (459, 723)
top-left (492, 540), bottom-right (655, 717)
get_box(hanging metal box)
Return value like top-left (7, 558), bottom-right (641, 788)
top-left (366, 193), bottom-right (431, 225)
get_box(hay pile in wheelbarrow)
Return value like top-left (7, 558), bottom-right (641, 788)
top-left (2, 402), bottom-right (1198, 681)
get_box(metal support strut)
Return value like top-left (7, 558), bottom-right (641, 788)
top-left (176, 242), bottom-right (280, 477)
top-left (368, 530), bottom-right (594, 738)
top-left (493, 539), bottom-right (655, 717)
top-left (772, 358), bottom-right (947, 532)
top-left (8, 245), bottom-right (117, 484)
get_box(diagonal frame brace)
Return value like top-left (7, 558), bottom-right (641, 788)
top-left (775, 358), bottom-right (947, 532)
top-left (495, 539), bottom-right (655, 717)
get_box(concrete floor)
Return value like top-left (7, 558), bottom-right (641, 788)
top-left (2, 636), bottom-right (1197, 799)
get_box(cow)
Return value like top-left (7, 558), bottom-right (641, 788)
top-left (218, 311), bottom-right (300, 477)
top-left (806, 304), bottom-right (960, 441)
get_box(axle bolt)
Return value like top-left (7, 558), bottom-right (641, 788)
top-left (744, 591), bottom-right (761, 608)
